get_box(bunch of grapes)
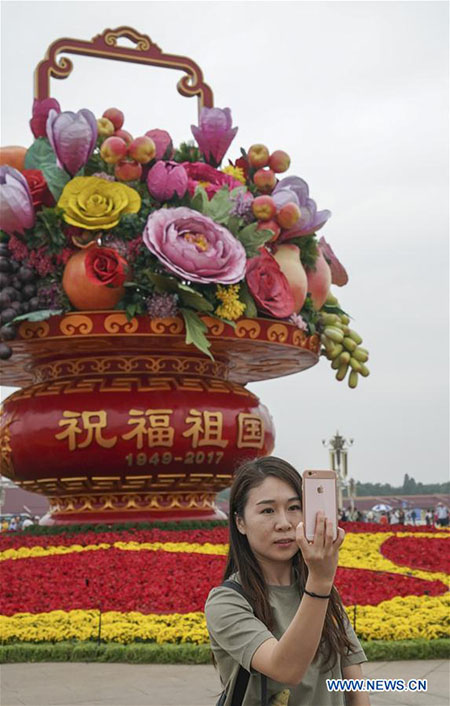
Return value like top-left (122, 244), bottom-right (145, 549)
top-left (0, 241), bottom-right (39, 360)
top-left (319, 295), bottom-right (370, 388)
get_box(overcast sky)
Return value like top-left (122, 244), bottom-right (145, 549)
top-left (1, 1), bottom-right (448, 487)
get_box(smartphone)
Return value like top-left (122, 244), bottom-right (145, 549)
top-left (302, 470), bottom-right (338, 542)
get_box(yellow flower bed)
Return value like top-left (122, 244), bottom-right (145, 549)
top-left (1, 593), bottom-right (448, 645)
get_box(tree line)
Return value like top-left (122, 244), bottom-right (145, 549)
top-left (355, 474), bottom-right (450, 497)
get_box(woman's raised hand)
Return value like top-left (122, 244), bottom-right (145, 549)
top-left (295, 512), bottom-right (345, 591)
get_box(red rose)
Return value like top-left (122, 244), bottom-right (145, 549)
top-left (246, 248), bottom-right (295, 318)
top-left (85, 247), bottom-right (129, 287)
top-left (22, 169), bottom-right (55, 209)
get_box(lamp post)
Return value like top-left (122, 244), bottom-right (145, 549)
top-left (322, 431), bottom-right (354, 511)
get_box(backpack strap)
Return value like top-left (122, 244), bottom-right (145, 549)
top-left (221, 580), bottom-right (268, 706)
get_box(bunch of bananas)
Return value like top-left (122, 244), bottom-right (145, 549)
top-left (319, 295), bottom-right (370, 388)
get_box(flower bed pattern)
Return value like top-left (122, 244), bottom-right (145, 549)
top-left (0, 523), bottom-right (448, 644)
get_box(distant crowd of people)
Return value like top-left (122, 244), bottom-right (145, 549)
top-left (339, 504), bottom-right (449, 526)
top-left (0, 515), bottom-right (40, 532)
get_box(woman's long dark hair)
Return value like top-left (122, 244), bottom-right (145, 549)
top-left (210, 456), bottom-right (354, 672)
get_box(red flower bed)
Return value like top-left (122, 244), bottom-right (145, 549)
top-left (0, 549), bottom-right (226, 616)
top-left (341, 522), bottom-right (444, 533)
top-left (334, 567), bottom-right (446, 605)
top-left (1, 547), bottom-right (447, 616)
top-left (381, 536), bottom-right (450, 574)
top-left (0, 526), bottom-right (229, 552)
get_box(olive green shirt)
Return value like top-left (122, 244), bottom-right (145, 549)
top-left (205, 571), bottom-right (367, 706)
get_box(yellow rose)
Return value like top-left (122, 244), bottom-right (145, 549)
top-left (57, 176), bottom-right (141, 230)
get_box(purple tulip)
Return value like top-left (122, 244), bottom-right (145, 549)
top-left (143, 207), bottom-right (246, 284)
top-left (273, 176), bottom-right (331, 240)
top-left (147, 161), bottom-right (188, 201)
top-left (145, 129), bottom-right (173, 160)
top-left (0, 166), bottom-right (35, 235)
top-left (29, 98), bottom-right (61, 138)
top-left (46, 108), bottom-right (97, 176)
top-left (319, 236), bottom-right (348, 286)
top-left (191, 107), bottom-right (238, 167)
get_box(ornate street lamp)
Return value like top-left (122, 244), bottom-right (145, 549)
top-left (322, 431), bottom-right (354, 510)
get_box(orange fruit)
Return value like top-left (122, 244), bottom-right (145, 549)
top-left (0, 146), bottom-right (28, 172)
top-left (62, 249), bottom-right (126, 311)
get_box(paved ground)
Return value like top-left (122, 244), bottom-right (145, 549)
top-left (1, 660), bottom-right (448, 705)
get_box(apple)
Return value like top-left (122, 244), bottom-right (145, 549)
top-left (252, 195), bottom-right (277, 221)
top-left (253, 168), bottom-right (276, 194)
top-left (100, 137), bottom-right (127, 164)
top-left (306, 249), bottom-right (332, 310)
top-left (269, 150), bottom-right (291, 173)
top-left (276, 202), bottom-right (301, 229)
top-left (273, 244), bottom-right (308, 313)
top-left (128, 136), bottom-right (156, 164)
top-left (97, 117), bottom-right (115, 138)
top-left (114, 160), bottom-right (143, 182)
top-left (102, 108), bottom-right (124, 131)
top-left (247, 144), bottom-right (270, 169)
top-left (114, 129), bottom-right (133, 145)
top-left (257, 219), bottom-right (281, 242)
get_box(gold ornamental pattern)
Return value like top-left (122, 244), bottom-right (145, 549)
top-left (3, 313), bottom-right (320, 389)
top-left (48, 492), bottom-right (218, 514)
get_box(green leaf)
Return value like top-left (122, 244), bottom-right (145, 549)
top-left (239, 281), bottom-right (258, 317)
top-left (177, 284), bottom-right (213, 312)
top-left (322, 304), bottom-right (351, 318)
top-left (40, 162), bottom-right (71, 201)
top-left (12, 309), bottom-right (63, 323)
top-left (236, 223), bottom-right (273, 258)
top-left (143, 272), bottom-right (179, 293)
top-left (204, 187), bottom-right (234, 223)
top-left (25, 138), bottom-right (56, 170)
top-left (180, 308), bottom-right (213, 359)
top-left (190, 186), bottom-right (208, 213)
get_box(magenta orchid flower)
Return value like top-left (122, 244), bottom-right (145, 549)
top-left (46, 108), bottom-right (97, 176)
top-left (273, 176), bottom-right (331, 240)
top-left (319, 236), bottom-right (348, 286)
top-left (191, 107), bottom-right (238, 167)
top-left (30, 98), bottom-right (61, 138)
top-left (0, 166), bottom-right (35, 235)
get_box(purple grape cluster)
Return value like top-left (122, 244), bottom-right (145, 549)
top-left (0, 241), bottom-right (39, 360)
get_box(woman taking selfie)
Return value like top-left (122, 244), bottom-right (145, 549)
top-left (205, 457), bottom-right (370, 706)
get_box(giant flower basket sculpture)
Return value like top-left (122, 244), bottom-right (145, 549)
top-left (0, 28), bottom-right (370, 525)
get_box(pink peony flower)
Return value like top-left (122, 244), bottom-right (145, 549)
top-left (183, 162), bottom-right (244, 200)
top-left (318, 236), bottom-right (348, 286)
top-left (46, 108), bottom-right (97, 176)
top-left (143, 207), bottom-right (246, 284)
top-left (30, 98), bottom-right (61, 138)
top-left (146, 161), bottom-right (188, 201)
top-left (0, 166), bottom-right (35, 235)
top-left (191, 107), bottom-right (238, 167)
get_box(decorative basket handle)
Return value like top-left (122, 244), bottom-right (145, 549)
top-left (34, 26), bottom-right (214, 118)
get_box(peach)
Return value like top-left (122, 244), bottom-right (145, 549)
top-left (114, 129), bottom-right (133, 145)
top-left (114, 160), bottom-right (143, 182)
top-left (253, 168), bottom-right (276, 194)
top-left (269, 150), bottom-right (291, 173)
top-left (100, 137), bottom-right (127, 164)
top-left (247, 144), bottom-right (270, 169)
top-left (252, 195), bottom-right (277, 221)
top-left (276, 202), bottom-right (301, 229)
top-left (97, 117), bottom-right (115, 138)
top-left (257, 219), bottom-right (281, 242)
top-left (273, 244), bottom-right (308, 313)
top-left (128, 136), bottom-right (156, 164)
top-left (102, 108), bottom-right (124, 131)
top-left (306, 249), bottom-right (332, 310)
